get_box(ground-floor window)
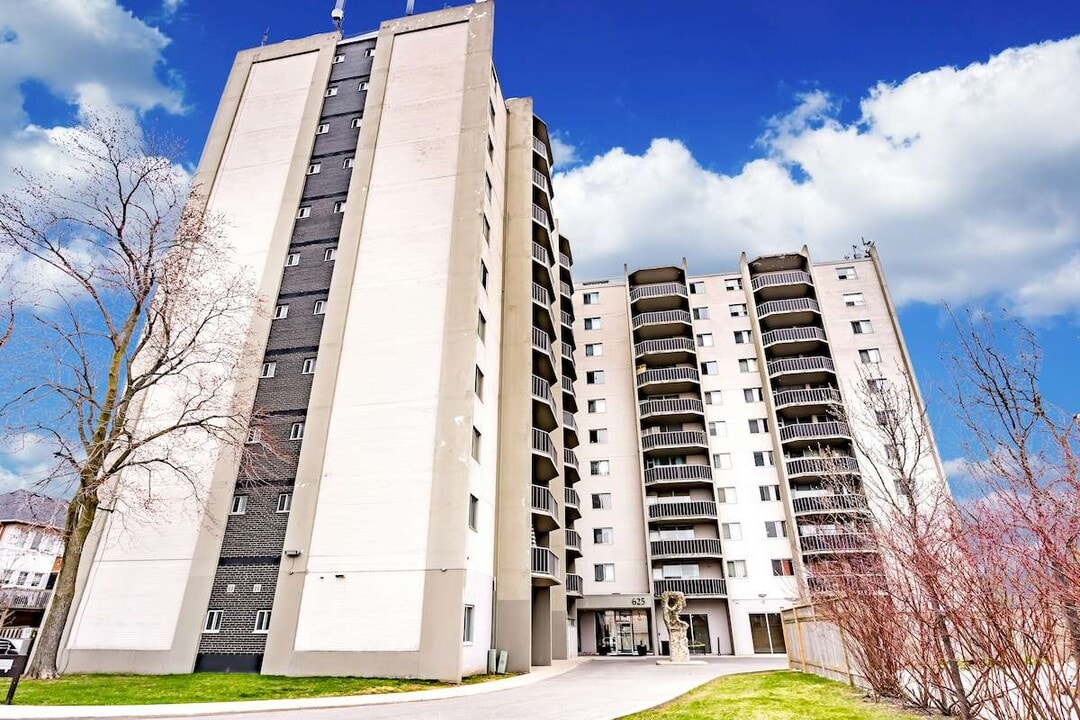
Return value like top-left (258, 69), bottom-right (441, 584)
top-left (595, 609), bottom-right (651, 655)
top-left (749, 612), bottom-right (786, 653)
top-left (678, 613), bottom-right (712, 654)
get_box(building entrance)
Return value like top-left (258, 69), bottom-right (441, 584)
top-left (678, 613), bottom-right (712, 654)
top-left (595, 609), bottom-right (651, 655)
top-left (749, 612), bottom-right (786, 653)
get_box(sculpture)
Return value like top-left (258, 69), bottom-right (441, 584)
top-left (660, 591), bottom-right (690, 662)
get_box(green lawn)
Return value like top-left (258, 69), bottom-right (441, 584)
top-left (622, 671), bottom-right (919, 720)
top-left (13, 672), bottom-right (504, 706)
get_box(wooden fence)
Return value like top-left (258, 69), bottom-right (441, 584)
top-left (781, 603), bottom-right (870, 690)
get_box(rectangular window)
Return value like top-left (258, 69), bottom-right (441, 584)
top-left (744, 388), bottom-right (764, 403)
top-left (587, 399), bottom-right (606, 414)
top-left (290, 422), bottom-right (305, 441)
top-left (245, 427), bottom-right (261, 444)
top-left (725, 278), bottom-right (743, 291)
top-left (748, 418), bottom-right (768, 434)
top-left (474, 367), bottom-right (484, 399)
top-left (696, 333), bottom-right (714, 347)
top-left (689, 281), bottom-right (706, 294)
top-left (738, 358), bottom-right (758, 373)
top-left (593, 527), bottom-right (614, 544)
top-left (313, 300), bottom-right (327, 315)
top-left (586, 370), bottom-right (605, 385)
top-left (876, 410), bottom-right (895, 426)
top-left (302, 357), bottom-right (316, 375)
top-left (285, 252), bottom-right (300, 267)
top-left (480, 260), bottom-right (489, 289)
top-left (203, 610), bottom-right (223, 633)
top-left (588, 428), bottom-right (609, 444)
top-left (296, 206), bottom-right (311, 219)
top-left (276, 493), bottom-right (292, 513)
top-left (700, 361), bottom-right (718, 375)
top-left (867, 377), bottom-right (888, 392)
top-left (859, 348), bottom-right (882, 364)
top-left (772, 559), bottom-right (795, 576)
top-left (844, 292), bottom-right (866, 307)
top-left (343, 157), bottom-right (355, 169)
top-left (463, 605), bottom-right (475, 643)
top-left (471, 427), bottom-right (482, 461)
top-left (765, 520), bottom-right (788, 538)
top-left (726, 560), bottom-right (748, 578)
top-left (594, 563), bottom-right (616, 582)
top-left (365, 47), bottom-right (375, 58)
top-left (692, 306), bottom-right (709, 320)
top-left (592, 493), bottom-right (612, 509)
top-left (315, 123), bottom-right (329, 135)
top-left (717, 486), bottom-right (737, 503)
top-left (759, 485), bottom-right (781, 501)
top-left (260, 362), bottom-right (276, 378)
top-left (837, 266), bottom-right (858, 280)
top-left (468, 495), bottom-right (479, 530)
top-left (753, 451), bottom-right (775, 467)
top-left (253, 609), bottom-right (271, 634)
top-left (230, 495), bottom-right (248, 515)
top-left (584, 317), bottom-right (602, 330)
top-left (332, 54), bottom-right (345, 64)
top-left (713, 453), bottom-right (732, 469)
top-left (350, 117), bottom-right (363, 129)
top-left (708, 421), bottom-right (727, 437)
top-left (851, 320), bottom-right (873, 334)
top-left (325, 87), bottom-right (338, 98)
top-left (358, 81), bottom-right (369, 91)
top-left (583, 292), bottom-right (600, 305)
top-left (585, 343), bottom-right (603, 357)
top-left (705, 390), bottom-right (723, 405)
top-left (332, 201), bottom-right (346, 214)
top-left (733, 330), bottom-right (752, 344)
top-left (722, 523), bottom-right (742, 541)
top-left (477, 311), bottom-right (487, 341)
top-left (324, 247), bottom-right (337, 261)
top-left (590, 460), bottom-right (610, 476)
top-left (273, 304), bottom-right (289, 319)
top-left (729, 304), bottom-right (748, 317)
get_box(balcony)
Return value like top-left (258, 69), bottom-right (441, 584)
top-left (565, 529), bottom-right (582, 557)
top-left (634, 337), bottom-right (696, 366)
top-left (531, 428), bottom-right (559, 480)
top-left (532, 282), bottom-right (555, 333)
top-left (773, 387), bottom-right (843, 414)
top-left (631, 310), bottom-right (693, 340)
top-left (532, 168), bottom-right (549, 194)
top-left (531, 327), bottom-right (558, 380)
top-left (638, 398), bottom-right (705, 423)
top-left (532, 204), bottom-right (554, 233)
top-left (559, 252), bottom-right (572, 271)
top-left (761, 326), bottom-right (829, 354)
top-left (641, 430), bottom-right (709, 456)
top-left (533, 136), bottom-right (553, 165)
top-left (531, 484), bottom-right (560, 532)
top-left (561, 310), bottom-right (573, 333)
top-left (791, 493), bottom-right (871, 517)
top-left (565, 486), bottom-right (581, 521)
top-left (653, 578), bottom-right (727, 598)
top-left (561, 342), bottom-right (577, 380)
top-left (564, 448), bottom-right (580, 486)
top-left (751, 270), bottom-right (815, 300)
top-left (0, 587), bottom-right (50, 610)
top-left (799, 532), bottom-right (872, 555)
top-left (531, 546), bottom-right (560, 586)
top-left (651, 538), bottom-right (724, 560)
top-left (755, 297), bottom-right (821, 328)
top-left (636, 366), bottom-right (700, 395)
top-left (531, 375), bottom-right (558, 430)
top-left (648, 500), bottom-right (718, 524)
top-left (767, 356), bottom-right (836, 385)
top-left (566, 573), bottom-right (583, 597)
top-left (629, 282), bottom-right (688, 313)
top-left (643, 464), bottom-right (714, 489)
top-left (561, 281), bottom-right (573, 299)
top-left (778, 421), bottom-right (852, 448)
top-left (563, 411), bottom-right (579, 448)
top-left (785, 455), bottom-right (861, 480)
top-left (562, 375), bottom-right (578, 413)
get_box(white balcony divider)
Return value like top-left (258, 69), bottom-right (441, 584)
top-left (751, 270), bottom-right (814, 291)
top-left (767, 356), bottom-right (836, 376)
top-left (632, 309), bottom-right (692, 329)
top-left (778, 421), bottom-right (851, 442)
top-left (761, 326), bottom-right (828, 347)
top-left (756, 297), bottom-right (821, 318)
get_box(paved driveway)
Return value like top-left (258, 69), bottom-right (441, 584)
top-left (161, 656), bottom-right (785, 720)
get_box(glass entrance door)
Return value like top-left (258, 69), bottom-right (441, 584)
top-left (678, 613), bottom-right (712, 654)
top-left (749, 613), bottom-right (786, 653)
top-left (616, 621), bottom-right (634, 653)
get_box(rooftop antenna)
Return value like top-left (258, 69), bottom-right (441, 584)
top-left (406, 0), bottom-right (416, 14)
top-left (332, 0), bottom-right (346, 31)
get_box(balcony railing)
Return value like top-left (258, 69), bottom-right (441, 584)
top-left (761, 326), bottom-right (828, 348)
top-left (785, 456), bottom-right (861, 478)
top-left (773, 387), bottom-right (842, 410)
top-left (632, 310), bottom-right (692, 330)
top-left (653, 578), bottom-right (727, 597)
top-left (531, 428), bottom-right (558, 466)
top-left (799, 533), bottom-right (871, 554)
top-left (532, 241), bottom-right (552, 267)
top-left (561, 281), bottom-right (573, 298)
top-left (648, 500), bottom-right (718, 521)
top-left (561, 342), bottom-right (574, 361)
top-left (562, 375), bottom-right (576, 400)
top-left (532, 136), bottom-right (552, 164)
top-left (756, 297), bottom-right (821, 319)
top-left (641, 430), bottom-right (709, 452)
top-left (643, 465), bottom-right (713, 485)
top-left (651, 538), bottom-right (724, 558)
top-left (532, 327), bottom-right (557, 371)
top-left (532, 168), bottom-right (549, 193)
top-left (791, 494), bottom-right (870, 515)
top-left (563, 411), bottom-right (578, 434)
top-left (778, 421), bottom-right (852, 443)
top-left (629, 283), bottom-right (688, 302)
top-left (751, 270), bottom-right (814, 291)
top-left (639, 398), bottom-right (704, 419)
top-left (531, 484), bottom-right (558, 518)
top-left (532, 204), bottom-right (553, 231)
top-left (635, 337), bottom-right (697, 357)
top-left (531, 546), bottom-right (560, 580)
top-left (767, 356), bottom-right (835, 377)
top-left (565, 529), bottom-right (581, 552)
top-left (561, 311), bottom-right (573, 328)
top-left (0, 587), bottom-right (50, 610)
top-left (564, 448), bottom-right (579, 471)
top-left (566, 573), bottom-right (583, 597)
top-left (532, 282), bottom-right (552, 307)
top-left (565, 486), bottom-right (580, 509)
top-left (636, 367), bottom-right (700, 387)
top-left (559, 252), bottom-right (572, 270)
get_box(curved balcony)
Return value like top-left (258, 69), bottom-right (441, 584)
top-left (532, 203), bottom-right (554, 233)
top-left (531, 167), bottom-right (549, 195)
top-left (0, 587), bottom-right (50, 610)
top-left (531, 375), bottom-right (558, 431)
top-left (564, 448), bottom-right (581, 486)
top-left (799, 532), bottom-right (872, 555)
top-left (531, 484), bottom-right (560, 532)
top-left (531, 428), bottom-right (558, 481)
top-left (561, 310), bottom-right (574, 333)
top-left (651, 538), bottom-right (724, 560)
top-left (785, 455), bottom-right (861, 480)
top-left (531, 546), bottom-right (560, 586)
top-left (636, 366), bottom-right (700, 396)
top-left (641, 430), bottom-right (709, 456)
top-left (773, 387), bottom-right (843, 415)
top-left (565, 528), bottom-right (582, 557)
top-left (755, 297), bottom-right (821, 329)
top-left (791, 493), bottom-right (871, 517)
top-left (751, 270), bottom-right (815, 301)
top-left (767, 356), bottom-right (836, 385)
top-left (632, 310), bottom-right (693, 340)
top-left (563, 411), bottom-right (579, 448)
top-left (653, 578), bottom-right (727, 598)
top-left (648, 500), bottom-right (718, 524)
top-left (643, 464), bottom-right (714, 489)
top-left (761, 326), bottom-right (829, 355)
top-left (559, 251), bottom-right (572, 271)
top-left (532, 242), bottom-right (555, 292)
top-left (629, 282), bottom-right (688, 313)
top-left (533, 136), bottom-right (553, 165)
top-left (634, 337), bottom-right (697, 367)
top-left (531, 327), bottom-right (558, 381)
top-left (566, 573), bottom-right (583, 598)
top-left (561, 342), bottom-right (577, 380)
top-left (562, 375), bottom-right (578, 413)
top-left (561, 281), bottom-right (573, 300)
top-left (778, 421), bottom-right (852, 448)
top-left (638, 398), bottom-right (705, 423)
top-left (564, 486), bottom-right (581, 521)
top-left (532, 282), bottom-right (555, 334)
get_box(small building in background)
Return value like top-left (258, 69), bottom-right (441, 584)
top-left (0, 490), bottom-right (67, 648)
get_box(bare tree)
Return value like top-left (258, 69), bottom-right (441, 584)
top-left (0, 112), bottom-right (261, 678)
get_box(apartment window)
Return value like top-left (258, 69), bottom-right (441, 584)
top-left (245, 428), bottom-right (261, 444)
top-left (482, 214), bottom-right (490, 243)
top-left (689, 281), bottom-right (706, 294)
top-left (852, 320), bottom-right (873, 334)
top-left (313, 300), bottom-right (327, 315)
top-left (729, 304), bottom-right (748, 317)
top-left (480, 261), bottom-right (489, 289)
top-left (722, 523), bottom-right (743, 541)
top-left (765, 520), bottom-right (788, 538)
top-left (738, 358), bottom-right (758, 373)
top-left (474, 367), bottom-right (484, 399)
top-left (876, 410), bottom-right (895, 426)
top-left (484, 173), bottom-right (492, 201)
top-left (594, 563), bottom-right (616, 582)
top-left (350, 117), bottom-right (363, 129)
top-left (260, 362), bottom-right (276, 379)
top-left (700, 361), bottom-right (718, 375)
top-left (471, 427), bottom-right (482, 461)
top-left (358, 81), bottom-right (369, 91)
top-left (759, 485), bottom-right (781, 501)
top-left (705, 390), bottom-right (723, 405)
top-left (324, 247), bottom-right (337, 261)
top-left (895, 479), bottom-right (912, 496)
top-left (332, 201), bottom-right (346, 214)
top-left (588, 428), bottom-right (609, 444)
top-left (744, 388), bottom-right (764, 403)
top-left (332, 53), bottom-right (345, 64)
top-left (463, 605), bottom-right (475, 643)
top-left (717, 486), bottom-right (737, 503)
top-left (584, 317), bottom-right (602, 330)
top-left (772, 559), bottom-right (795, 576)
top-left (477, 311), bottom-right (487, 341)
top-left (688, 308), bottom-right (710, 324)
top-left (727, 560), bottom-right (748, 578)
top-left (585, 343), bottom-right (603, 357)
top-left (274, 493), bottom-right (292, 514)
top-left (583, 291), bottom-right (600, 305)
top-left (837, 266), bottom-right (858, 280)
top-left (844, 292), bottom-right (866, 307)
top-left (315, 123), bottom-right (329, 135)
top-left (203, 610), bottom-right (223, 633)
top-left (590, 460), bottom-right (610, 476)
top-left (324, 87), bottom-right (338, 97)
top-left (230, 495), bottom-right (248, 515)
top-left (285, 252), bottom-right (300, 267)
top-left (296, 206), bottom-right (311, 219)
top-left (273, 304), bottom-right (289, 319)
top-left (31, 572), bottom-right (44, 587)
top-left (733, 330), bottom-right (752, 344)
top-left (468, 495), bottom-right (479, 530)
top-left (713, 453), bottom-right (732, 469)
top-left (886, 444), bottom-right (901, 463)
top-left (708, 421), bottom-right (727, 437)
top-left (591, 493), bottom-right (612, 509)
top-left (253, 610), bottom-right (271, 634)
top-left (860, 348), bottom-right (882, 364)
top-left (696, 333), bottom-right (714, 348)
top-left (290, 422), bottom-right (305, 441)
top-left (753, 451), bottom-right (775, 467)
top-left (593, 527), bottom-right (614, 544)
top-left (302, 358), bottom-right (316, 375)
top-left (867, 377), bottom-right (889, 392)
top-left (588, 399), bottom-right (607, 414)
top-left (725, 277), bottom-right (743, 291)
top-left (586, 370), bottom-right (605, 385)
top-left (343, 157), bottom-right (355, 169)
top-left (252, 583), bottom-right (262, 593)
top-left (365, 47), bottom-right (376, 58)
top-left (748, 418), bottom-right (768, 434)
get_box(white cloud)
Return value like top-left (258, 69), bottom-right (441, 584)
top-left (162, 0), bottom-right (184, 16)
top-left (549, 133), bottom-right (579, 167)
top-left (555, 36), bottom-right (1080, 316)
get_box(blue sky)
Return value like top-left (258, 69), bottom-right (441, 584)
top-left (0, 0), bottom-right (1078, 487)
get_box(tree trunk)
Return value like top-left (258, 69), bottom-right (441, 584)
top-left (26, 492), bottom-right (98, 679)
